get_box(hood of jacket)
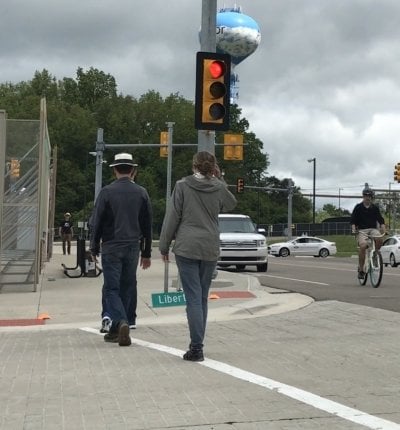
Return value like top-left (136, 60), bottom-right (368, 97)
top-left (181, 174), bottom-right (223, 193)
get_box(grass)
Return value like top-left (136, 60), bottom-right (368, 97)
top-left (268, 235), bottom-right (358, 257)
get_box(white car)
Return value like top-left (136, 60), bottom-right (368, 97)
top-left (380, 235), bottom-right (400, 267)
top-left (268, 236), bottom-right (337, 258)
top-left (218, 214), bottom-right (268, 272)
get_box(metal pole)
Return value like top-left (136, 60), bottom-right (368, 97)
top-left (94, 128), bottom-right (105, 203)
top-left (312, 159), bottom-right (316, 224)
top-left (198, 0), bottom-right (217, 153)
top-left (287, 179), bottom-right (293, 240)
top-left (164, 122), bottom-right (175, 293)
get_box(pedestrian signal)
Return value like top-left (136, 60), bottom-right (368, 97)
top-left (160, 132), bottom-right (168, 158)
top-left (224, 134), bottom-right (243, 160)
top-left (195, 51), bottom-right (231, 131)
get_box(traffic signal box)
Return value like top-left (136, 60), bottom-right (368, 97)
top-left (236, 177), bottom-right (244, 193)
top-left (195, 51), bottom-right (231, 131)
top-left (224, 133), bottom-right (243, 160)
top-left (159, 131), bottom-right (168, 158)
top-left (10, 158), bottom-right (20, 178)
top-left (394, 163), bottom-right (400, 182)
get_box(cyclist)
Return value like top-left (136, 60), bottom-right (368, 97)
top-left (351, 187), bottom-right (385, 279)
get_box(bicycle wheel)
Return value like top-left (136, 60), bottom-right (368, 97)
top-left (369, 251), bottom-right (383, 288)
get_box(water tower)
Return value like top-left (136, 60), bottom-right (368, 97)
top-left (216, 6), bottom-right (261, 104)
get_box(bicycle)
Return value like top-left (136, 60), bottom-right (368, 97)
top-left (355, 230), bottom-right (386, 288)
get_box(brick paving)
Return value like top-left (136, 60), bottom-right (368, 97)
top-left (0, 248), bottom-right (399, 429)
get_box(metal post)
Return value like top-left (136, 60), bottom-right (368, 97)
top-left (94, 128), bottom-right (105, 203)
top-left (287, 179), bottom-right (293, 240)
top-left (198, 0), bottom-right (217, 153)
top-left (164, 122), bottom-right (175, 293)
top-left (308, 157), bottom-right (316, 225)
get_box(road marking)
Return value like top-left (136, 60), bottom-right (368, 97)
top-left (262, 274), bottom-right (329, 286)
top-left (81, 327), bottom-right (400, 430)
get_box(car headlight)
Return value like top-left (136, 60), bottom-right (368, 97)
top-left (257, 239), bottom-right (266, 247)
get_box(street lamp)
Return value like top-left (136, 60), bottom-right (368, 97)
top-left (307, 158), bottom-right (316, 224)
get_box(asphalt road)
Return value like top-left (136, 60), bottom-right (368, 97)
top-left (246, 256), bottom-right (400, 313)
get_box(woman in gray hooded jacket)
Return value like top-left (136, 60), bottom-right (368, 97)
top-left (159, 151), bottom-right (237, 361)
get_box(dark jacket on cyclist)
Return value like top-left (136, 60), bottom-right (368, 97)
top-left (350, 203), bottom-right (384, 229)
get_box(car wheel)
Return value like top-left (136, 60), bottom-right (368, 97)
top-left (257, 263), bottom-right (268, 272)
top-left (279, 247), bottom-right (290, 257)
top-left (319, 248), bottom-right (329, 258)
top-left (236, 264), bottom-right (246, 271)
top-left (390, 253), bottom-right (398, 268)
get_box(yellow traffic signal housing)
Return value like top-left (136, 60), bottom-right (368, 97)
top-left (195, 51), bottom-right (231, 131)
top-left (160, 131), bottom-right (168, 158)
top-left (394, 163), bottom-right (400, 182)
top-left (10, 158), bottom-right (20, 178)
top-left (224, 134), bottom-right (243, 160)
top-left (236, 177), bottom-right (244, 193)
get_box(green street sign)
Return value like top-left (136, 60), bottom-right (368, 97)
top-left (151, 291), bottom-right (186, 308)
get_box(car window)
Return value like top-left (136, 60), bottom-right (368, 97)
top-left (219, 218), bottom-right (257, 233)
top-left (296, 238), bottom-right (308, 243)
top-left (308, 238), bottom-right (322, 243)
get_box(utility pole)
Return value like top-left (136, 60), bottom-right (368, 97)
top-left (198, 0), bottom-right (217, 153)
top-left (287, 179), bottom-right (294, 240)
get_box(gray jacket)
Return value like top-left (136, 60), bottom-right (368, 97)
top-left (159, 175), bottom-right (237, 261)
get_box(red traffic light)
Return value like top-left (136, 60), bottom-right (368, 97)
top-left (195, 51), bottom-right (231, 131)
top-left (209, 61), bottom-right (225, 79)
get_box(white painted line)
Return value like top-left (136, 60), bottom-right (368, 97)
top-left (263, 274), bottom-right (329, 286)
top-left (81, 327), bottom-right (400, 430)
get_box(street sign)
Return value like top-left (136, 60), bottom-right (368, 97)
top-left (151, 291), bottom-right (186, 308)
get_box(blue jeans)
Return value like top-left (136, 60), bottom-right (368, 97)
top-left (101, 244), bottom-right (140, 331)
top-left (175, 255), bottom-right (216, 351)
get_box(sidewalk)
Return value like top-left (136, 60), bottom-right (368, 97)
top-left (1, 246), bottom-right (400, 429)
top-left (0, 245), bottom-right (312, 328)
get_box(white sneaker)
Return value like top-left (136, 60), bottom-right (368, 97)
top-left (129, 324), bottom-right (136, 329)
top-left (100, 316), bottom-right (112, 333)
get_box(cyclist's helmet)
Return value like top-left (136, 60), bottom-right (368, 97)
top-left (362, 188), bottom-right (374, 198)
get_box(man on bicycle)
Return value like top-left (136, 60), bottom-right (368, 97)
top-left (351, 187), bottom-right (385, 279)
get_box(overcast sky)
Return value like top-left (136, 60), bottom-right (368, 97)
top-left (2, 0), bottom-right (400, 211)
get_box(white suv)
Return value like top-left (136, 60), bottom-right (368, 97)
top-left (218, 214), bottom-right (268, 272)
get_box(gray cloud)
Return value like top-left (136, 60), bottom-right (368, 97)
top-left (1, 0), bottom-right (400, 210)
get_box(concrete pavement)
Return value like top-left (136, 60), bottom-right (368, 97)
top-left (1, 244), bottom-right (400, 429)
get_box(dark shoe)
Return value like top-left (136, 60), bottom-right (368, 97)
top-left (118, 322), bottom-right (131, 347)
top-left (358, 270), bottom-right (365, 279)
top-left (104, 332), bottom-right (118, 343)
top-left (183, 349), bottom-right (204, 362)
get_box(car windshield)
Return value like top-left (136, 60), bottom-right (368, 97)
top-left (219, 218), bottom-right (257, 233)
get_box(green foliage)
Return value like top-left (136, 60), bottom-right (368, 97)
top-left (0, 68), bottom-right (314, 232)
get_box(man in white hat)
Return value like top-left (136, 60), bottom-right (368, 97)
top-left (90, 153), bottom-right (152, 346)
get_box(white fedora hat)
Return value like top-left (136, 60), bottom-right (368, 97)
top-left (109, 153), bottom-right (138, 167)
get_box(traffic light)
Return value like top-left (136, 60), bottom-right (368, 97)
top-left (394, 163), bottom-right (400, 182)
top-left (236, 177), bottom-right (244, 193)
top-left (224, 134), bottom-right (243, 160)
top-left (10, 158), bottom-right (20, 178)
top-left (160, 131), bottom-right (168, 158)
top-left (195, 51), bottom-right (231, 131)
